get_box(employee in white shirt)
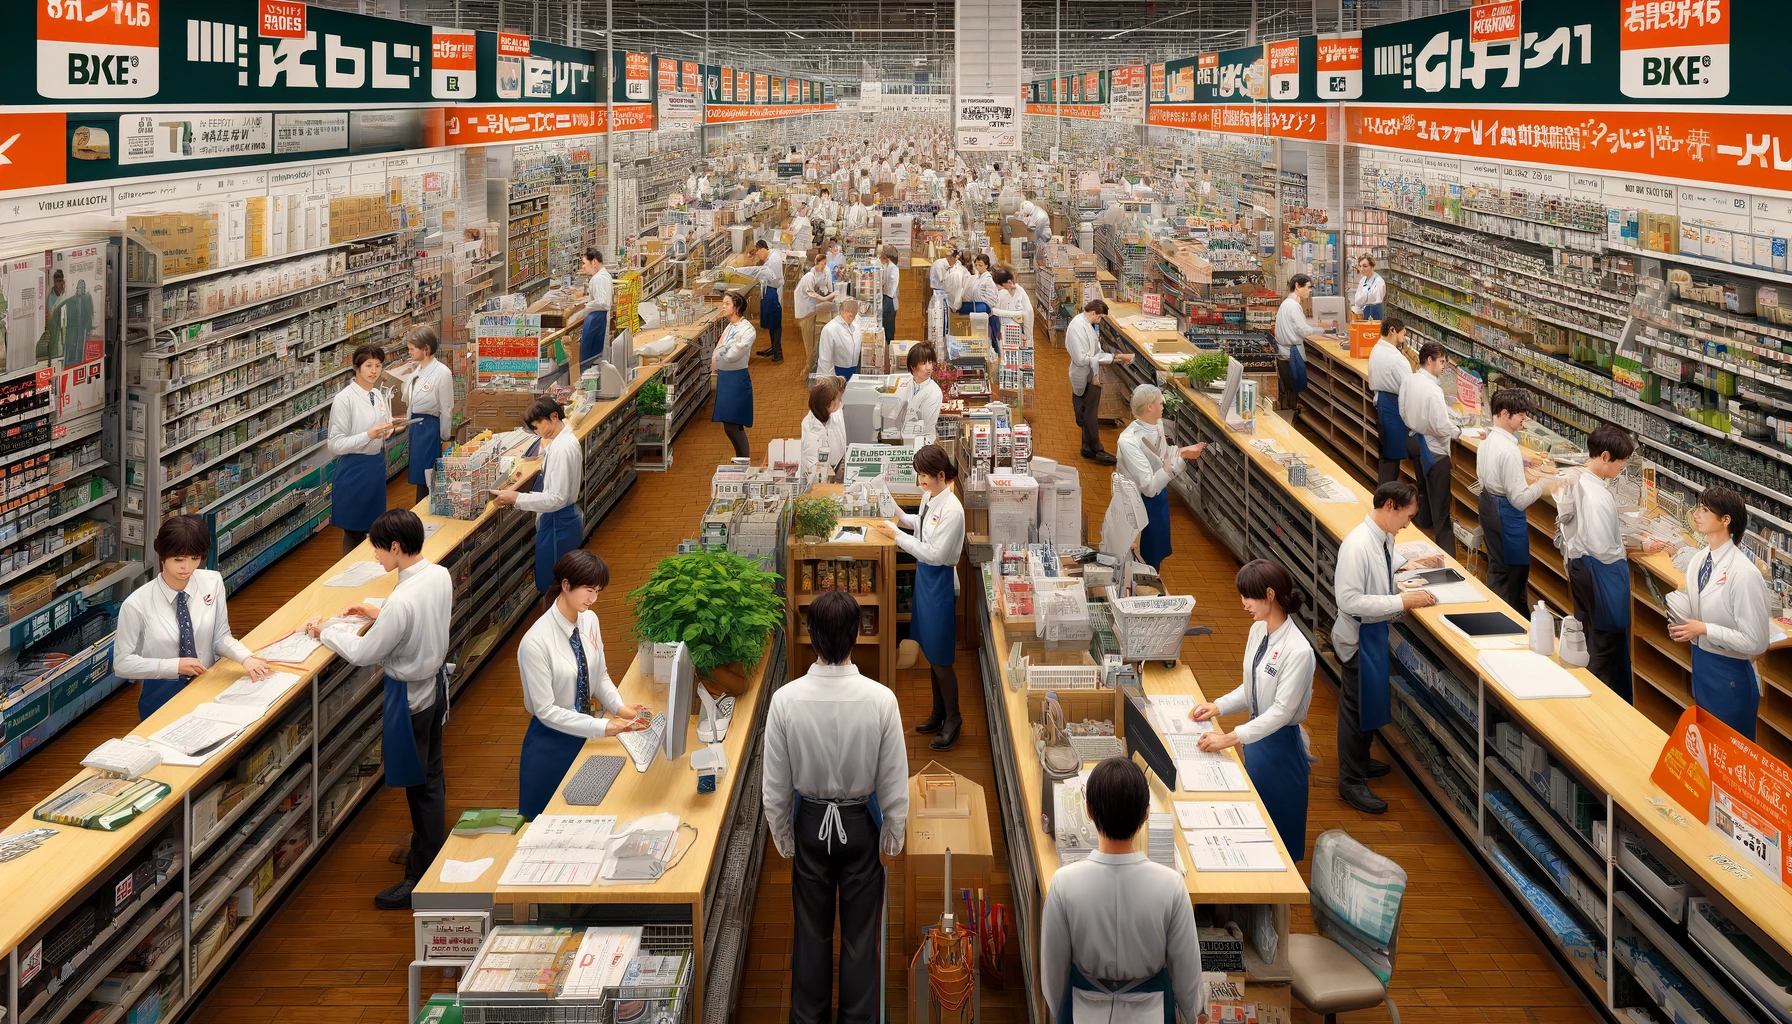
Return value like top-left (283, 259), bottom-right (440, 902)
top-left (789, 206), bottom-right (814, 252)
top-left (303, 508), bottom-right (452, 909)
top-left (402, 327), bottom-right (455, 505)
top-left (495, 396), bottom-right (584, 597)
top-left (1560, 425), bottom-right (1664, 701)
top-left (762, 590), bottom-right (909, 1024)
top-left (871, 445), bottom-right (966, 750)
top-left (879, 245), bottom-right (901, 343)
top-left (1349, 254), bottom-right (1387, 320)
top-left (1398, 341), bottom-right (1462, 558)
top-left (1333, 481), bottom-right (1442, 815)
top-left (1273, 274), bottom-right (1335, 419)
top-left (117, 515), bottom-right (271, 719)
top-left (328, 344), bottom-right (398, 553)
top-left (1367, 318), bottom-right (1414, 484)
top-left (1670, 487), bottom-right (1771, 739)
top-left (846, 193), bottom-right (880, 233)
top-left (972, 254), bottom-right (1001, 337)
top-left (517, 550), bottom-right (652, 819)
top-left (1116, 384), bottom-right (1204, 570)
top-left (721, 241), bottom-right (786, 363)
top-left (944, 252), bottom-right (975, 314)
top-left (794, 250), bottom-right (838, 375)
top-left (816, 297), bottom-right (864, 381)
top-left (711, 291), bottom-right (758, 459)
top-left (1019, 195), bottom-right (1051, 246)
top-left (893, 341), bottom-right (943, 440)
top-left (580, 247), bottom-right (614, 367)
top-left (1190, 560), bottom-right (1317, 861)
top-left (812, 187), bottom-right (840, 238)
top-left (1040, 757), bottom-right (1204, 1023)
top-left (990, 268), bottom-right (1034, 344)
top-left (1067, 299), bottom-right (1134, 464)
top-left (929, 248), bottom-right (957, 304)
top-left (800, 376), bottom-right (848, 488)
top-left (1477, 389), bottom-right (1559, 611)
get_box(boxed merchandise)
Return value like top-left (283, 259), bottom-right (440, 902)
top-left (986, 471), bottom-right (1038, 547)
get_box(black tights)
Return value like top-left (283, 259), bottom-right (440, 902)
top-left (931, 663), bottom-right (960, 726)
top-left (415, 483), bottom-right (429, 505)
top-left (722, 422), bottom-right (750, 459)
top-left (342, 530), bottom-right (366, 554)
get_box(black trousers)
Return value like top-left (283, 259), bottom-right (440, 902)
top-left (1376, 457), bottom-right (1403, 485)
top-left (1479, 490), bottom-right (1531, 612)
top-left (404, 698), bottom-right (448, 881)
top-left (1073, 384), bottom-right (1104, 455)
top-left (1407, 436), bottom-right (1456, 558)
top-left (882, 295), bottom-right (897, 345)
top-left (342, 530), bottom-right (366, 555)
top-left (1276, 358), bottom-right (1300, 417)
top-left (791, 802), bottom-right (883, 1024)
top-left (1336, 654), bottom-right (1375, 788)
top-left (1569, 559), bottom-right (1632, 702)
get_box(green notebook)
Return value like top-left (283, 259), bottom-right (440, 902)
top-left (35, 775), bottom-right (170, 830)
top-left (453, 808), bottom-right (525, 836)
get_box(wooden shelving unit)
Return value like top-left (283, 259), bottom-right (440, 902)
top-left (786, 523), bottom-right (897, 686)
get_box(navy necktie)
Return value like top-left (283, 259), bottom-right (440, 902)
top-left (1383, 543), bottom-right (1396, 592)
top-left (569, 626), bottom-right (590, 715)
top-left (1698, 554), bottom-right (1714, 593)
top-left (369, 390), bottom-right (375, 405)
top-left (1249, 634), bottom-right (1271, 717)
top-left (176, 591), bottom-right (198, 682)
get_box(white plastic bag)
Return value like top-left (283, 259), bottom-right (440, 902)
top-left (1099, 471), bottom-right (1148, 560)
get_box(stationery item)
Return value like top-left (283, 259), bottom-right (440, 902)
top-left (1417, 582), bottom-right (1488, 605)
top-left (1530, 601), bottom-right (1556, 655)
top-left (1440, 611), bottom-right (1527, 639)
top-left (1476, 650), bottom-right (1591, 700)
top-left (146, 702), bottom-right (263, 756)
top-left (81, 738), bottom-right (162, 779)
top-left (453, 808), bottom-right (526, 836)
top-left (1187, 830), bottom-right (1286, 871)
top-left (0, 827), bottom-right (59, 862)
top-left (1175, 801), bottom-right (1268, 831)
top-left (1146, 811), bottom-right (1177, 870)
top-left (34, 776), bottom-right (170, 830)
top-left (1400, 567), bottom-right (1464, 587)
top-left (498, 815), bottom-right (618, 887)
top-left (829, 525), bottom-right (866, 543)
top-left (440, 857), bottom-right (495, 883)
top-left (214, 671), bottom-right (304, 710)
top-left (256, 630), bottom-right (324, 663)
top-left (1168, 737), bottom-right (1249, 792)
top-left (1558, 615), bottom-right (1591, 667)
top-left (558, 927), bottom-right (644, 998)
top-left (602, 829), bottom-right (680, 882)
top-left (618, 712), bottom-right (666, 772)
top-left (459, 926), bottom-right (581, 996)
top-left (562, 755), bottom-right (628, 806)
top-left (325, 561), bottom-right (389, 587)
top-left (1149, 694), bottom-right (1216, 736)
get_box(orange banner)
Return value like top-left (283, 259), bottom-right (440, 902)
top-left (442, 103), bottom-right (654, 142)
top-left (1024, 103), bottom-right (1104, 120)
top-left (1148, 103), bottom-right (1333, 141)
top-left (0, 113), bottom-right (68, 191)
top-left (705, 103), bottom-right (835, 124)
top-left (1653, 706), bottom-right (1792, 886)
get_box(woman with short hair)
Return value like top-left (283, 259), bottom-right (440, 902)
top-left (800, 376), bottom-right (848, 488)
top-left (870, 444), bottom-right (965, 750)
top-left (1115, 385), bottom-right (1205, 570)
top-left (328, 343), bottom-right (398, 552)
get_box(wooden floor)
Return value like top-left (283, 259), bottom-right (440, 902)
top-left (0, 253), bottom-right (1598, 1024)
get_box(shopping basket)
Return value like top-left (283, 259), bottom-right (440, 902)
top-left (1108, 595), bottom-right (1204, 665)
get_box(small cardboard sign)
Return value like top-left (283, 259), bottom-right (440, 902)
top-left (1652, 705), bottom-right (1792, 885)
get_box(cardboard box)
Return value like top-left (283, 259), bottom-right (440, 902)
top-left (904, 766), bottom-right (992, 945)
top-left (465, 386), bottom-right (539, 435)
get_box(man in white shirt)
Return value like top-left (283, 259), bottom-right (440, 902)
top-left (1019, 195), bottom-right (1052, 247)
top-left (812, 187), bottom-right (839, 239)
top-left (1560, 425), bottom-right (1663, 701)
top-left (1333, 481), bottom-right (1441, 814)
top-left (1398, 341), bottom-right (1462, 557)
top-left (817, 298), bottom-right (864, 380)
top-left (496, 396), bottom-right (585, 598)
top-left (846, 193), bottom-right (880, 233)
top-left (580, 247), bottom-right (613, 366)
top-left (794, 251), bottom-right (837, 374)
top-left (763, 590), bottom-right (908, 1024)
top-left (1273, 274), bottom-right (1335, 418)
top-left (1367, 318), bottom-right (1414, 484)
top-left (304, 508), bottom-right (453, 909)
top-left (1066, 298), bottom-right (1134, 464)
top-left (1477, 389), bottom-right (1559, 611)
top-left (1669, 486), bottom-right (1772, 739)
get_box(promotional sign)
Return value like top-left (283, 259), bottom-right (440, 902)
top-left (704, 102), bottom-right (834, 124)
top-left (479, 33), bottom-right (593, 104)
top-left (956, 95), bottom-right (1018, 151)
top-left (443, 103), bottom-right (649, 143)
top-left (721, 66), bottom-right (735, 101)
top-left (1149, 62), bottom-right (1166, 103)
top-left (0, 112), bottom-right (74, 191)
top-left (657, 56), bottom-right (677, 93)
top-left (273, 111), bottom-right (348, 154)
top-left (118, 111), bottom-right (270, 165)
top-left (36, 0), bottom-right (161, 100)
top-left (1620, 0), bottom-right (1729, 99)
top-left (1652, 706), bottom-right (1792, 886)
top-left (657, 90), bottom-right (700, 130)
top-left (1108, 65), bottom-right (1146, 125)
top-left (48, 244), bottom-right (104, 365)
top-left (860, 81), bottom-right (880, 112)
top-left (754, 73), bottom-right (767, 103)
top-left (621, 51), bottom-right (650, 101)
top-left (1469, 2), bottom-right (1521, 44)
top-left (430, 27), bottom-right (476, 99)
top-left (682, 61), bottom-right (699, 92)
top-left (1148, 103), bottom-right (1332, 141)
top-left (57, 357), bottom-right (104, 418)
top-left (1267, 38), bottom-right (1302, 99)
top-left (1315, 31), bottom-right (1364, 100)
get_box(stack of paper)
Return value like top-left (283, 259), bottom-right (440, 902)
top-left (214, 671), bottom-right (304, 710)
top-left (257, 631), bottom-right (323, 664)
top-left (558, 927), bottom-right (643, 999)
top-left (1174, 801), bottom-right (1267, 831)
top-left (325, 561), bottom-right (390, 587)
top-left (1187, 830), bottom-right (1285, 872)
top-left (147, 703), bottom-right (263, 757)
top-left (1168, 735), bottom-right (1248, 792)
top-left (81, 738), bottom-right (162, 780)
top-left (1477, 650), bottom-right (1591, 699)
top-left (1148, 694), bottom-right (1214, 736)
top-left (499, 815), bottom-right (617, 886)
top-left (1146, 811), bottom-right (1176, 870)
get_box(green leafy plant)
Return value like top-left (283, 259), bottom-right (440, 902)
top-left (1161, 389), bottom-right (1185, 417)
top-left (791, 494), bottom-right (842, 540)
top-left (636, 378), bottom-right (668, 416)
top-left (1176, 352), bottom-right (1229, 389)
top-left (629, 551), bottom-right (785, 675)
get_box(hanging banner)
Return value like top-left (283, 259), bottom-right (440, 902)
top-left (1023, 103), bottom-right (1103, 120)
top-left (657, 90), bottom-right (700, 131)
top-left (704, 103), bottom-right (835, 125)
top-left (1108, 65), bottom-right (1146, 125)
top-left (657, 56), bottom-right (677, 93)
top-left (1315, 32), bottom-right (1364, 100)
top-left (118, 111), bottom-right (271, 165)
top-left (1149, 63), bottom-right (1166, 103)
top-left (442, 103), bottom-right (651, 143)
top-left (430, 27), bottom-right (477, 100)
top-left (721, 66), bottom-right (735, 102)
top-left (479, 33), bottom-right (594, 103)
top-left (682, 61), bottom-right (699, 93)
top-left (1267, 38), bottom-right (1302, 100)
top-left (1652, 706), bottom-right (1792, 887)
top-left (753, 74), bottom-right (768, 103)
top-left (1148, 103), bottom-right (1333, 142)
top-left (956, 95), bottom-right (1019, 151)
top-left (620, 51), bottom-right (651, 101)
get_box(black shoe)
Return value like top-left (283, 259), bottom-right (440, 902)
top-left (1368, 758), bottom-right (1392, 778)
top-left (772, 357), bottom-right (784, 363)
top-left (915, 710), bottom-right (945, 735)
top-left (930, 717), bottom-right (962, 751)
top-left (755, 349), bottom-right (775, 357)
top-left (374, 878), bottom-right (418, 910)
top-left (1088, 451), bottom-right (1118, 466)
top-left (1339, 784), bottom-right (1388, 815)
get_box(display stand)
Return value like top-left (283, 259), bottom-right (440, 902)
top-left (786, 506), bottom-right (899, 686)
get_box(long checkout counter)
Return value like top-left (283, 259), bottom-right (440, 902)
top-left (1095, 304), bottom-right (1792, 1024)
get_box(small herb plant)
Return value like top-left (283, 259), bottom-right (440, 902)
top-left (628, 551), bottom-right (785, 675)
top-left (636, 378), bottom-right (668, 416)
top-left (791, 494), bottom-right (842, 540)
top-left (1176, 352), bottom-right (1229, 389)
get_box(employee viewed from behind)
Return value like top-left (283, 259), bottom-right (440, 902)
top-left (893, 341), bottom-right (943, 440)
top-left (328, 343), bottom-right (398, 553)
top-left (1273, 274), bottom-right (1335, 419)
top-left (495, 396), bottom-right (585, 598)
top-left (1476, 389), bottom-right (1559, 611)
top-left (303, 508), bottom-right (452, 910)
top-left (816, 297), bottom-right (864, 381)
top-left (762, 590), bottom-right (909, 1024)
top-left (1398, 341), bottom-right (1462, 558)
top-left (795, 250), bottom-right (837, 375)
top-left (1559, 425), bottom-right (1663, 701)
top-left (1334, 481), bottom-right (1442, 815)
top-left (1040, 757), bottom-right (1204, 1023)
top-left (1350, 254), bottom-right (1387, 320)
top-left (712, 291), bottom-right (758, 460)
top-left (517, 550), bottom-right (652, 819)
top-left (1669, 486), bottom-right (1770, 739)
top-left (799, 376), bottom-right (848, 489)
top-left (1367, 318), bottom-right (1413, 485)
top-left (580, 247), bottom-right (613, 364)
top-left (1067, 298), bottom-right (1133, 465)
top-left (402, 327), bottom-right (454, 505)
top-left (871, 444), bottom-right (966, 750)
top-left (879, 245), bottom-right (901, 343)
top-left (1190, 560), bottom-right (1316, 861)
top-left (117, 515), bottom-right (271, 720)
top-left (1116, 385), bottom-right (1205, 571)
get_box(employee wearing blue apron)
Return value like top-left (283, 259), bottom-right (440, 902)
top-left (872, 444), bottom-right (967, 750)
top-left (1333, 481), bottom-right (1441, 815)
top-left (402, 327), bottom-right (454, 506)
top-left (1398, 341), bottom-right (1462, 558)
top-left (973, 254), bottom-right (1001, 339)
top-left (1559, 425), bottom-right (1665, 701)
top-left (815, 297), bottom-right (863, 381)
top-left (733, 240), bottom-right (786, 362)
top-left (495, 396), bottom-right (584, 597)
top-left (1191, 560), bottom-right (1317, 861)
top-left (762, 589), bottom-right (910, 1024)
top-left (1367, 318), bottom-right (1414, 484)
top-left (1350, 254), bottom-right (1387, 321)
top-left (304, 508), bottom-right (452, 910)
top-left (711, 291), bottom-right (758, 459)
top-left (1116, 385), bottom-right (1206, 571)
top-left (327, 343), bottom-right (399, 553)
top-left (114, 515), bottom-right (272, 720)
top-left (1273, 274), bottom-right (1335, 420)
top-left (517, 550), bottom-right (652, 819)
top-left (1040, 757), bottom-right (1205, 1024)
top-left (1668, 487), bottom-right (1770, 739)
top-left (1476, 389), bottom-right (1561, 611)
top-left (580, 247), bottom-right (613, 365)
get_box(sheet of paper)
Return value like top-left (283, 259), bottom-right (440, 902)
top-left (440, 857), bottom-right (495, 884)
top-left (1174, 800), bottom-right (1268, 831)
top-left (214, 671), bottom-right (303, 709)
top-left (1476, 650), bottom-right (1592, 700)
top-left (192, 702), bottom-right (264, 728)
top-left (1177, 758), bottom-right (1248, 793)
top-left (497, 847), bottom-right (606, 886)
top-left (424, 523), bottom-right (445, 539)
top-left (325, 561), bottom-right (389, 588)
top-left (122, 734), bottom-right (213, 768)
top-left (1187, 830), bottom-right (1286, 871)
top-left (147, 716), bottom-right (242, 757)
top-left (1148, 694), bottom-right (1215, 736)
top-left (1420, 582), bottom-right (1487, 605)
top-left (257, 631), bottom-right (323, 663)
top-left (518, 815), bottom-right (617, 850)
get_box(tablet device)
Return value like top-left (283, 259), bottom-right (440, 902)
top-left (1403, 567), bottom-right (1466, 587)
top-left (1441, 611), bottom-right (1527, 637)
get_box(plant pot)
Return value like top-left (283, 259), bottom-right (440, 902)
top-left (801, 534), bottom-right (825, 544)
top-left (703, 661), bottom-right (752, 696)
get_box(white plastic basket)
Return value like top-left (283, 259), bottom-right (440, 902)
top-left (1109, 595), bottom-right (1197, 661)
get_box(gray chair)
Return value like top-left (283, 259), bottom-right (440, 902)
top-left (1288, 829), bottom-right (1405, 1023)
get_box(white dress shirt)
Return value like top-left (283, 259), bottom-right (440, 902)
top-left (1477, 426), bottom-right (1547, 510)
top-left (518, 604), bottom-right (627, 737)
top-left (881, 261), bottom-right (900, 310)
top-left (1273, 293), bottom-right (1327, 359)
top-left (1682, 542), bottom-right (1772, 661)
top-left (799, 411), bottom-right (848, 487)
top-left (713, 318), bottom-right (757, 372)
top-left (992, 284), bottom-right (1034, 342)
top-left (1117, 418), bottom-right (1183, 499)
top-left (1065, 314), bottom-right (1111, 395)
top-left (319, 560), bottom-right (453, 711)
top-left (1560, 471), bottom-right (1624, 564)
top-left (1350, 272), bottom-right (1387, 315)
top-left (1214, 618), bottom-right (1315, 745)
top-left (930, 257), bottom-right (950, 293)
top-left (327, 380), bottom-right (392, 457)
top-left (1330, 515), bottom-right (1409, 662)
top-left (586, 268), bottom-right (614, 311)
top-left (732, 261), bottom-right (783, 301)
top-left (894, 376), bottom-right (943, 439)
top-left (514, 428), bottom-right (582, 515)
top-left (763, 661), bottom-right (910, 856)
top-left (816, 316), bottom-right (863, 376)
top-left (795, 268), bottom-right (834, 319)
top-left (846, 203), bottom-right (880, 232)
top-left (114, 570), bottom-right (254, 681)
top-left (1040, 851), bottom-right (1205, 1023)
top-left (1398, 368), bottom-right (1460, 458)
top-left (405, 359), bottom-right (455, 438)
top-left (974, 271), bottom-right (1000, 308)
top-left (945, 263), bottom-right (973, 309)
top-left (1367, 339), bottom-right (1410, 396)
top-left (893, 488), bottom-right (965, 568)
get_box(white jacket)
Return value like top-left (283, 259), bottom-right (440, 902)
top-left (1674, 542), bottom-right (1772, 661)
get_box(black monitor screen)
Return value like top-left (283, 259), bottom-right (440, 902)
top-left (1121, 690), bottom-right (1176, 792)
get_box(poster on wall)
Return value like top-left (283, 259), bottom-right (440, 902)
top-left (431, 27), bottom-right (477, 99)
top-left (1, 254), bottom-right (49, 376)
top-left (754, 73), bottom-right (768, 103)
top-left (658, 91), bottom-right (700, 131)
top-left (683, 62), bottom-right (700, 92)
top-left (1108, 65), bottom-right (1146, 125)
top-left (119, 111), bottom-right (271, 166)
top-left (658, 57), bottom-right (677, 93)
top-left (1315, 31), bottom-right (1363, 99)
top-left (956, 95), bottom-right (1018, 151)
top-left (47, 245), bottom-right (104, 365)
top-left (624, 52), bottom-right (651, 100)
top-left (57, 358), bottom-right (104, 419)
top-left (494, 33), bottom-right (530, 99)
top-left (274, 112), bottom-right (348, 155)
top-left (1267, 38), bottom-right (1301, 99)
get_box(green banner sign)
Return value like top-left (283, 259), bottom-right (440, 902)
top-left (475, 31), bottom-right (597, 104)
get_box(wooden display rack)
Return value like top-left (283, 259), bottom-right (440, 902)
top-left (786, 520), bottom-right (898, 686)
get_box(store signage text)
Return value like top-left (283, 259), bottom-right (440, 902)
top-left (1147, 103), bottom-right (1331, 141)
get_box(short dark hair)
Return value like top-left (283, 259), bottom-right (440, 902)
top-left (1379, 317), bottom-right (1405, 337)
top-left (1085, 757), bottom-right (1150, 840)
top-left (913, 443), bottom-right (957, 481)
top-left (991, 268), bottom-right (1013, 287)
top-left (807, 590), bottom-right (860, 664)
top-left (524, 395), bottom-right (564, 428)
top-left (1373, 479), bottom-right (1419, 512)
top-left (403, 325), bottom-right (439, 356)
top-left (723, 290), bottom-right (749, 316)
top-left (369, 508), bottom-right (425, 556)
top-left (974, 254), bottom-right (991, 268)
top-left (753, 239), bottom-right (770, 252)
top-left (1490, 388), bottom-right (1534, 418)
top-left (906, 341), bottom-right (937, 371)
top-left (352, 344), bottom-right (385, 370)
top-left (1236, 559), bottom-right (1303, 616)
top-left (808, 375), bottom-right (844, 421)
top-left (1587, 424), bottom-right (1636, 462)
top-left (1698, 486), bottom-right (1749, 543)
top-left (154, 514), bottom-right (212, 563)
top-left (1083, 298), bottom-right (1109, 316)
top-left (1289, 273), bottom-right (1313, 291)
top-left (1417, 341), bottom-right (1446, 365)
top-left (554, 549), bottom-right (611, 590)
top-left (584, 247), bottom-right (605, 264)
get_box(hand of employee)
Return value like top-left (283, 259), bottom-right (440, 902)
top-left (1667, 619), bottom-right (1708, 643)
top-left (368, 421), bottom-right (396, 440)
top-left (1197, 730), bottom-right (1240, 752)
top-left (240, 656), bottom-right (273, 681)
top-left (343, 603), bottom-right (381, 621)
top-left (604, 715), bottom-right (648, 736)
top-left (1179, 442), bottom-right (1207, 461)
top-left (494, 489), bottom-right (521, 506)
top-left (868, 521), bottom-right (898, 540)
top-left (1640, 537), bottom-right (1670, 554)
top-left (177, 657), bottom-right (207, 678)
top-left (1401, 589), bottom-right (1438, 610)
top-left (1408, 555), bottom-right (1446, 569)
top-left (1113, 353), bottom-right (1135, 364)
top-left (302, 616), bottom-right (325, 639)
top-left (1189, 701), bottom-right (1222, 722)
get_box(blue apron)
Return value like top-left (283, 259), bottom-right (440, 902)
top-left (580, 308), bottom-right (608, 364)
top-left (1139, 488), bottom-right (1172, 569)
top-left (1577, 555), bottom-right (1633, 700)
top-left (988, 313), bottom-right (1002, 339)
top-left (519, 717), bottom-right (588, 819)
top-left (1374, 391), bottom-right (1407, 461)
top-left (407, 414), bottom-right (441, 487)
top-left (959, 300), bottom-right (989, 317)
top-left (1241, 646), bottom-right (1310, 862)
top-left (1357, 619), bottom-right (1393, 731)
top-left (759, 289), bottom-right (782, 346)
top-left (1489, 493), bottom-right (1530, 567)
top-left (330, 451), bottom-right (388, 533)
top-left (530, 464), bottom-right (584, 593)
top-left (712, 367), bottom-right (754, 426)
top-left (882, 295), bottom-right (897, 342)
top-left (1411, 432), bottom-right (1436, 474)
top-left (1691, 646), bottom-right (1759, 741)
top-left (1361, 303), bottom-right (1385, 320)
top-left (912, 561), bottom-right (956, 667)
top-left (383, 669), bottom-right (446, 790)
top-left (835, 363), bottom-right (858, 382)
top-left (138, 678), bottom-right (189, 720)
top-left (1285, 344), bottom-right (1309, 394)
top-left (1058, 965), bottom-right (1175, 1024)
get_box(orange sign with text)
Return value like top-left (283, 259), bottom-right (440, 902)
top-left (1653, 706), bottom-right (1792, 886)
top-left (1024, 103), bottom-right (1104, 120)
top-left (443, 103), bottom-right (653, 143)
top-left (1469, 1), bottom-right (1521, 44)
top-left (1149, 103), bottom-right (1332, 141)
top-left (0, 112), bottom-right (68, 191)
top-left (705, 103), bottom-right (835, 124)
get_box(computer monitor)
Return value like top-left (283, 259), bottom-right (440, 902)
top-left (600, 326), bottom-right (634, 378)
top-left (1121, 688), bottom-right (1176, 791)
top-left (664, 641), bottom-right (694, 762)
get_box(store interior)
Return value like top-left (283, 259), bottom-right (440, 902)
top-left (3, 1), bottom-right (1792, 1023)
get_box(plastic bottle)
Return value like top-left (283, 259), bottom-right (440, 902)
top-left (1558, 615), bottom-right (1590, 668)
top-left (1530, 600), bottom-right (1555, 656)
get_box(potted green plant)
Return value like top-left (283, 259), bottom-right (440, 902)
top-left (636, 378), bottom-right (668, 416)
top-left (628, 551), bottom-right (785, 695)
top-left (1176, 352), bottom-right (1229, 390)
top-left (791, 494), bottom-right (841, 543)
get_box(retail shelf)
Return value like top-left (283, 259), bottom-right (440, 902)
top-left (130, 230), bottom-right (399, 289)
top-left (78, 562), bottom-right (144, 601)
top-left (1632, 246), bottom-right (1792, 287)
top-left (1625, 396), bottom-right (1792, 461)
top-left (143, 294), bottom-right (346, 357)
top-left (1481, 799), bottom-right (1606, 938)
top-left (1636, 435), bottom-right (1787, 506)
top-left (1484, 755), bottom-right (1605, 883)
top-left (161, 367), bottom-right (350, 457)
top-left (0, 418), bottom-right (103, 474)
top-left (20, 881), bottom-right (183, 1024)
top-left (190, 761), bottom-right (314, 896)
top-left (190, 749), bottom-right (310, 860)
top-left (164, 401), bottom-right (333, 489)
top-left (300, 310), bottom-right (413, 358)
top-left (193, 795), bottom-right (314, 932)
top-left (147, 276), bottom-right (346, 333)
top-left (1391, 233), bottom-right (1627, 301)
top-left (189, 850), bottom-right (311, 989)
top-left (1529, 309), bottom-right (1625, 344)
top-left (1612, 891), bottom-right (1756, 1024)
top-left (0, 489), bottom-right (118, 551)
